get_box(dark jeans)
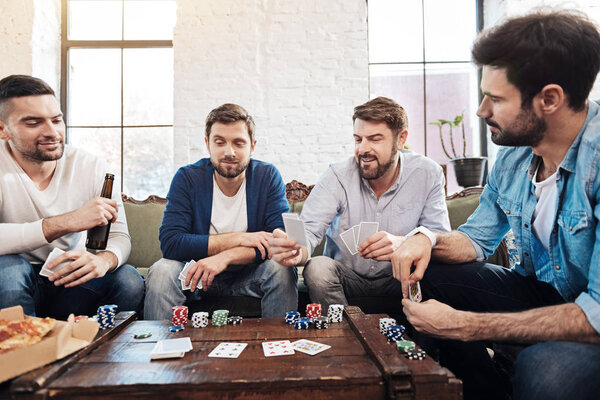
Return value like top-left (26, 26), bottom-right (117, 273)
top-left (0, 254), bottom-right (145, 319)
top-left (420, 262), bottom-right (600, 400)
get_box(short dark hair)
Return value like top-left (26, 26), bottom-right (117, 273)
top-left (0, 75), bottom-right (56, 121)
top-left (352, 97), bottom-right (408, 136)
top-left (472, 10), bottom-right (600, 111)
top-left (205, 103), bottom-right (255, 141)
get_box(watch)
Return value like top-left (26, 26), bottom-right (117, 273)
top-left (406, 226), bottom-right (436, 247)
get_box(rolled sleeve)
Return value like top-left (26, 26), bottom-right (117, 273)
top-left (575, 293), bottom-right (600, 334)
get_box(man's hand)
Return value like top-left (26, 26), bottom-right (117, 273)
top-left (42, 197), bottom-right (118, 242)
top-left (358, 231), bottom-right (405, 261)
top-left (47, 250), bottom-right (115, 288)
top-left (237, 231), bottom-right (273, 259)
top-left (391, 233), bottom-right (433, 298)
top-left (268, 228), bottom-right (305, 267)
top-left (402, 298), bottom-right (472, 341)
top-left (186, 254), bottom-right (229, 291)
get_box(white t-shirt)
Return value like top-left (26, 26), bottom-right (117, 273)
top-left (532, 166), bottom-right (559, 253)
top-left (209, 175), bottom-right (248, 234)
top-left (0, 143), bottom-right (130, 266)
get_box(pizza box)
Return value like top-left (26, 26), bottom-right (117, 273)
top-left (0, 305), bottom-right (99, 383)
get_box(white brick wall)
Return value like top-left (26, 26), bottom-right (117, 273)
top-left (174, 0), bottom-right (369, 184)
top-left (0, 0), bottom-right (34, 78)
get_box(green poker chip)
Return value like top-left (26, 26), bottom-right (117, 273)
top-left (134, 332), bottom-right (152, 339)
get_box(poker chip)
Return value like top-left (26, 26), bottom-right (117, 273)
top-left (97, 304), bottom-right (118, 329)
top-left (396, 340), bottom-right (416, 352)
top-left (172, 306), bottom-right (188, 326)
top-left (306, 303), bottom-right (322, 319)
top-left (169, 325), bottom-right (185, 332)
top-left (379, 317), bottom-right (396, 335)
top-left (313, 316), bottom-right (330, 329)
top-left (405, 349), bottom-right (427, 360)
top-left (285, 311), bottom-right (300, 324)
top-left (134, 332), bottom-right (152, 339)
top-left (385, 325), bottom-right (406, 343)
top-left (191, 311), bottom-right (209, 328)
top-left (212, 309), bottom-right (229, 326)
top-left (327, 304), bottom-right (344, 323)
top-left (227, 316), bottom-right (243, 325)
top-left (294, 317), bottom-right (312, 330)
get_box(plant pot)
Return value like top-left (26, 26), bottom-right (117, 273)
top-left (450, 157), bottom-right (487, 187)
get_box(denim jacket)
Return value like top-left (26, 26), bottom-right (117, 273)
top-left (458, 100), bottom-right (600, 334)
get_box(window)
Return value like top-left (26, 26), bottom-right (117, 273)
top-left (61, 0), bottom-right (176, 199)
top-left (368, 0), bottom-right (482, 193)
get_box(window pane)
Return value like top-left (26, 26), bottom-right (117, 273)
top-left (425, 63), bottom-right (479, 193)
top-left (68, 49), bottom-right (121, 126)
top-left (423, 0), bottom-right (476, 62)
top-left (123, 127), bottom-right (173, 198)
top-left (369, 64), bottom-right (426, 156)
top-left (67, 128), bottom-right (122, 180)
top-left (124, 0), bottom-right (176, 40)
top-left (368, 0), bottom-right (423, 63)
top-left (68, 0), bottom-right (122, 40)
top-left (123, 48), bottom-right (173, 125)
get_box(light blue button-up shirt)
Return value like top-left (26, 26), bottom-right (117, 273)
top-left (459, 100), bottom-right (600, 334)
top-left (300, 150), bottom-right (450, 279)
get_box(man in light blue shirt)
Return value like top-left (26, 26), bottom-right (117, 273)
top-left (270, 97), bottom-right (450, 309)
top-left (392, 11), bottom-right (600, 400)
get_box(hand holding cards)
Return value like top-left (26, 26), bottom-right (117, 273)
top-left (340, 222), bottom-right (379, 256)
top-left (40, 248), bottom-right (70, 278)
top-left (179, 260), bottom-right (202, 291)
top-left (282, 213), bottom-right (308, 247)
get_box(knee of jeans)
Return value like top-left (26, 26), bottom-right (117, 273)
top-left (303, 256), bottom-right (338, 288)
top-left (146, 258), bottom-right (182, 291)
top-left (0, 255), bottom-right (34, 290)
top-left (513, 343), bottom-right (563, 399)
top-left (113, 265), bottom-right (145, 298)
top-left (260, 259), bottom-right (297, 287)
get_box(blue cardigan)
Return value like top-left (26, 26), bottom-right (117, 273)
top-left (159, 158), bottom-right (289, 263)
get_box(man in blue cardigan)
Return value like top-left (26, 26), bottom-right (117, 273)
top-left (144, 104), bottom-right (297, 319)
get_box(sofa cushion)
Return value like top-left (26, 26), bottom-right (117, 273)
top-left (123, 196), bottom-right (166, 273)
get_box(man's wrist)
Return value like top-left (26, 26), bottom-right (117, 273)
top-left (406, 226), bottom-right (436, 247)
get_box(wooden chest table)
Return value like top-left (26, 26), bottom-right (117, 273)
top-left (9, 307), bottom-right (461, 400)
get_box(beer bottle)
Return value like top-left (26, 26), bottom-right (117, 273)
top-left (86, 173), bottom-right (115, 250)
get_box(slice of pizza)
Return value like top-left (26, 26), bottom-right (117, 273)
top-left (0, 317), bottom-right (56, 354)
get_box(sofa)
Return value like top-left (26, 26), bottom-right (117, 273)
top-left (122, 182), bottom-right (509, 318)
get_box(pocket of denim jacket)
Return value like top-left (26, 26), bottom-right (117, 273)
top-left (557, 211), bottom-right (589, 234)
top-left (497, 196), bottom-right (522, 217)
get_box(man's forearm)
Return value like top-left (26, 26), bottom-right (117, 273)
top-left (207, 233), bottom-right (244, 256)
top-left (42, 213), bottom-right (77, 242)
top-left (463, 303), bottom-right (600, 344)
top-left (96, 250), bottom-right (119, 272)
top-left (432, 231), bottom-right (478, 263)
top-left (219, 246), bottom-right (259, 266)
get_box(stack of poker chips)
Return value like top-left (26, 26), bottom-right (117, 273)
top-left (385, 325), bottom-right (406, 343)
top-left (379, 317), bottom-right (397, 335)
top-left (172, 306), bottom-right (188, 327)
top-left (294, 317), bottom-right (312, 329)
top-left (327, 304), bottom-right (344, 323)
top-left (97, 304), bottom-right (118, 329)
top-left (285, 311), bottom-right (300, 325)
top-left (306, 303), bottom-right (322, 319)
top-left (227, 316), bottom-right (243, 325)
top-left (191, 312), bottom-right (209, 328)
top-left (313, 316), bottom-right (330, 329)
top-left (212, 309), bottom-right (229, 326)
top-left (396, 340), bottom-right (416, 353)
top-left (405, 349), bottom-right (427, 360)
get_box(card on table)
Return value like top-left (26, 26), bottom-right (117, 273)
top-left (40, 247), bottom-right (70, 277)
top-left (262, 340), bottom-right (295, 357)
top-left (357, 222), bottom-right (379, 247)
top-left (150, 337), bottom-right (193, 360)
top-left (282, 215), bottom-right (308, 247)
top-left (409, 281), bottom-right (422, 303)
top-left (208, 342), bottom-right (248, 358)
top-left (340, 228), bottom-right (358, 255)
top-left (291, 339), bottom-right (331, 356)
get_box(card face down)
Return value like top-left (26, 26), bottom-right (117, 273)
top-left (150, 337), bottom-right (193, 360)
top-left (357, 222), bottom-right (379, 247)
top-left (283, 215), bottom-right (308, 247)
top-left (340, 228), bottom-right (358, 255)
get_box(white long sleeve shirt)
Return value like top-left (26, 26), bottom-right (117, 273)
top-left (0, 142), bottom-right (131, 267)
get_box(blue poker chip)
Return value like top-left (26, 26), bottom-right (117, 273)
top-left (169, 325), bottom-right (185, 332)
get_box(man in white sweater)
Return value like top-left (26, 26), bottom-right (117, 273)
top-left (0, 75), bottom-right (144, 319)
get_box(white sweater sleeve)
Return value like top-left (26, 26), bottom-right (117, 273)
top-left (0, 219), bottom-right (49, 255)
top-left (103, 186), bottom-right (131, 268)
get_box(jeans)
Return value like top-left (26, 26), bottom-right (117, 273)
top-left (144, 258), bottom-right (298, 320)
top-left (0, 254), bottom-right (145, 320)
top-left (303, 256), bottom-right (403, 310)
top-left (420, 261), bottom-right (596, 400)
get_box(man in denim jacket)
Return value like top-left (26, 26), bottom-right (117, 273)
top-left (392, 11), bottom-right (600, 400)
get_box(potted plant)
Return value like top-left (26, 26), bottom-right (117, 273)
top-left (430, 113), bottom-right (487, 187)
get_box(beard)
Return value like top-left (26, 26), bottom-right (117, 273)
top-left (358, 144), bottom-right (398, 180)
top-left (16, 141), bottom-right (64, 162)
top-left (212, 155), bottom-right (249, 178)
top-left (488, 107), bottom-right (547, 147)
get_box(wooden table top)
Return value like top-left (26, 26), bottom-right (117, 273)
top-left (8, 307), bottom-right (461, 400)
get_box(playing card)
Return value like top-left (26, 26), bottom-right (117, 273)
top-left (179, 260), bottom-right (202, 290)
top-left (150, 337), bottom-right (193, 360)
top-left (357, 222), bottom-right (379, 247)
top-left (281, 212), bottom-right (299, 220)
top-left (340, 228), bottom-right (358, 255)
top-left (283, 215), bottom-right (308, 247)
top-left (262, 340), bottom-right (295, 357)
top-left (409, 281), bottom-right (422, 303)
top-left (40, 248), bottom-right (70, 277)
top-left (208, 342), bottom-right (248, 358)
top-left (352, 224), bottom-right (360, 247)
top-left (291, 339), bottom-right (331, 356)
